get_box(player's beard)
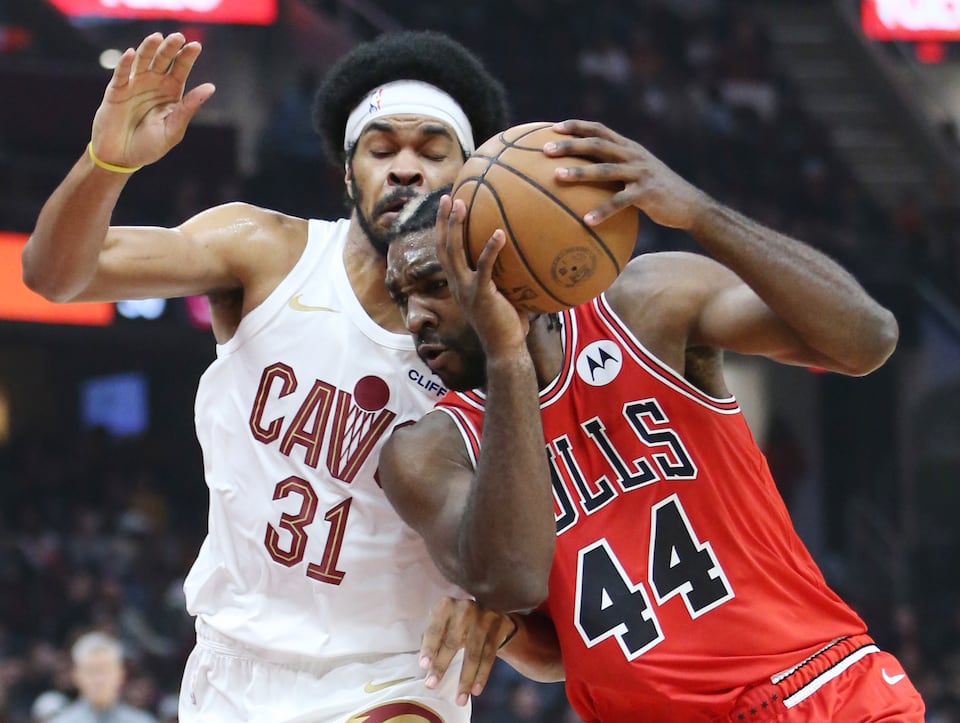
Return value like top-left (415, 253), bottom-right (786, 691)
top-left (350, 176), bottom-right (419, 257)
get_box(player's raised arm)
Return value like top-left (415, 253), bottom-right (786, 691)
top-left (548, 119), bottom-right (898, 376)
top-left (380, 192), bottom-right (555, 613)
top-left (22, 32), bottom-right (216, 303)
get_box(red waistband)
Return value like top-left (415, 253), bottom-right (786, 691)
top-left (726, 634), bottom-right (878, 722)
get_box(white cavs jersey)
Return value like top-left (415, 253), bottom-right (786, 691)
top-left (185, 218), bottom-right (460, 660)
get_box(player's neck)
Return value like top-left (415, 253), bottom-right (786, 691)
top-left (343, 227), bottom-right (405, 333)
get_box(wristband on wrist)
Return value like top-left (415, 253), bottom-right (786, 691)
top-left (498, 615), bottom-right (520, 650)
top-left (87, 142), bottom-right (142, 174)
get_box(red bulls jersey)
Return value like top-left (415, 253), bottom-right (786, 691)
top-left (436, 295), bottom-right (867, 722)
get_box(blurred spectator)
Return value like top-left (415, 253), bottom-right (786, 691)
top-left (49, 633), bottom-right (155, 723)
top-left (30, 691), bottom-right (68, 722)
top-left (250, 67), bottom-right (339, 219)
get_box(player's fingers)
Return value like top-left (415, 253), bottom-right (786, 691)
top-left (457, 612), bottom-right (500, 703)
top-left (553, 118), bottom-right (624, 144)
top-left (443, 198), bottom-right (471, 276)
top-left (150, 32), bottom-right (185, 74)
top-left (419, 598), bottom-right (453, 670)
top-left (474, 229), bottom-right (505, 283)
top-left (582, 190), bottom-right (636, 226)
top-left (555, 161), bottom-right (640, 186)
top-left (108, 48), bottom-right (136, 89)
top-left (434, 196), bottom-right (454, 273)
top-left (163, 83), bottom-right (215, 143)
top-left (132, 33), bottom-right (164, 76)
top-left (169, 41), bottom-right (204, 86)
top-left (424, 622), bottom-right (466, 691)
top-left (434, 193), bottom-right (453, 227)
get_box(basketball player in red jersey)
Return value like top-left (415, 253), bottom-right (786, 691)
top-left (22, 29), bottom-right (530, 721)
top-left (379, 120), bottom-right (927, 721)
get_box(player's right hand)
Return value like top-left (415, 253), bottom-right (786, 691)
top-left (436, 195), bottom-right (530, 357)
top-left (89, 32), bottom-right (216, 170)
top-left (419, 596), bottom-right (516, 707)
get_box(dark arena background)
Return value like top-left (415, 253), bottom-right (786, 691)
top-left (1, 1), bottom-right (959, 721)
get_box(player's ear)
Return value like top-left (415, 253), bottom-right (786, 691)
top-left (344, 162), bottom-right (353, 199)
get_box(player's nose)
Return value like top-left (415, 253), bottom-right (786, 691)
top-left (387, 149), bottom-right (425, 188)
top-left (404, 295), bottom-right (436, 334)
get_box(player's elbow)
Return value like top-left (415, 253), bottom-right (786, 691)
top-left (473, 580), bottom-right (549, 615)
top-left (845, 307), bottom-right (900, 376)
top-left (21, 242), bottom-right (80, 302)
top-left (468, 561), bottom-right (551, 613)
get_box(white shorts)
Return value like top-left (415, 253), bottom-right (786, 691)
top-left (179, 620), bottom-right (471, 722)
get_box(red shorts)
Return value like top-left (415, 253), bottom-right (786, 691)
top-left (725, 634), bottom-right (925, 722)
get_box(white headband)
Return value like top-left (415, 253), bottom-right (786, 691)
top-left (343, 80), bottom-right (474, 154)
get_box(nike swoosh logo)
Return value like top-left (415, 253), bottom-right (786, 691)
top-left (288, 294), bottom-right (339, 313)
top-left (363, 676), bottom-right (417, 694)
top-left (882, 668), bottom-right (906, 685)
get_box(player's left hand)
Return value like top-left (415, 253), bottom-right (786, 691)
top-left (419, 596), bottom-right (516, 707)
top-left (546, 119), bottom-right (714, 232)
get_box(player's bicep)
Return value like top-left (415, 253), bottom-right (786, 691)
top-left (694, 275), bottom-right (834, 369)
top-left (379, 412), bottom-right (475, 581)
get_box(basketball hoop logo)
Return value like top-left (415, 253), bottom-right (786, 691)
top-left (327, 376), bottom-right (395, 483)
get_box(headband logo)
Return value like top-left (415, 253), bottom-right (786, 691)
top-left (367, 88), bottom-right (383, 116)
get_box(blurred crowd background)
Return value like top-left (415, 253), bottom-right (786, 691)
top-left (1, 0), bottom-right (959, 721)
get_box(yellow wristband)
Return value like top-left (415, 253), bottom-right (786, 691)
top-left (87, 142), bottom-right (142, 174)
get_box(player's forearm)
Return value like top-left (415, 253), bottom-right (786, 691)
top-left (690, 200), bottom-right (898, 375)
top-left (498, 611), bottom-right (565, 683)
top-left (459, 352), bottom-right (554, 612)
top-left (22, 151), bottom-right (130, 302)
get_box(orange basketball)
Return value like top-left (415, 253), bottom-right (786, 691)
top-left (452, 122), bottom-right (639, 313)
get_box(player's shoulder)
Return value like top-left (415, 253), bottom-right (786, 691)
top-left (389, 409), bottom-right (463, 451)
top-left (607, 251), bottom-right (719, 311)
top-left (380, 410), bottom-right (472, 503)
top-left (618, 250), bottom-right (720, 283)
top-left (182, 202), bottom-right (309, 245)
top-left (385, 410), bottom-right (469, 471)
top-left (603, 251), bottom-right (725, 363)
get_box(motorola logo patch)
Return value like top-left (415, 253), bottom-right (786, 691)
top-left (576, 340), bottom-right (622, 386)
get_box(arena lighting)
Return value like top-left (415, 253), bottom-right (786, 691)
top-left (862, 0), bottom-right (960, 40)
top-left (46, 0), bottom-right (277, 25)
top-left (0, 232), bottom-right (115, 326)
top-left (99, 48), bottom-right (123, 69)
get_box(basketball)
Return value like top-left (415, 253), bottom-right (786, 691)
top-left (451, 122), bottom-right (639, 314)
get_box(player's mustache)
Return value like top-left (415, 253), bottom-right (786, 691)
top-left (416, 329), bottom-right (444, 348)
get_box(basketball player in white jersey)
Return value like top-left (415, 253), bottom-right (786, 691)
top-left (23, 30), bottom-right (525, 722)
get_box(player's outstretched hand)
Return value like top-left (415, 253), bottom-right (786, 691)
top-left (90, 32), bottom-right (216, 170)
top-left (435, 194), bottom-right (529, 353)
top-left (419, 596), bottom-right (516, 707)
top-left (547, 119), bottom-right (714, 232)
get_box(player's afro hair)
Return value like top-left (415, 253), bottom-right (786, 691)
top-left (313, 30), bottom-right (510, 165)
